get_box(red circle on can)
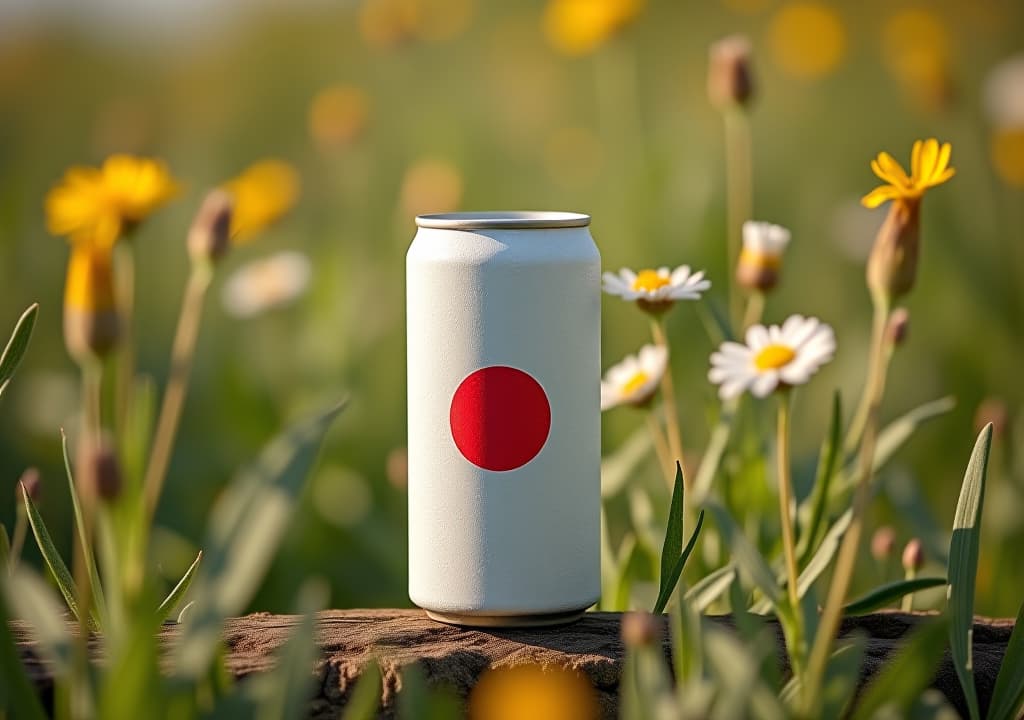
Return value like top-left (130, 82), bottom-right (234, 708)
top-left (449, 366), bottom-right (551, 472)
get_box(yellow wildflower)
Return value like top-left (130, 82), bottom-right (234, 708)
top-left (861, 139), bottom-right (954, 301)
top-left (222, 160), bottom-right (300, 244)
top-left (64, 242), bottom-right (120, 360)
top-left (861, 138), bottom-right (954, 209)
top-left (768, 2), bottom-right (846, 80)
top-left (468, 664), bottom-right (599, 720)
top-left (309, 85), bottom-right (370, 152)
top-left (46, 154), bottom-right (179, 247)
top-left (543, 0), bottom-right (643, 56)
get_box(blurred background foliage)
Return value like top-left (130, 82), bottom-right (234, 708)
top-left (0, 0), bottom-right (1022, 615)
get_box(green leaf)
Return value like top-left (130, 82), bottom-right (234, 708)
top-left (692, 398), bottom-right (739, 505)
top-left (0, 304), bottom-right (38, 399)
top-left (851, 618), bottom-right (950, 720)
top-left (685, 564), bottom-right (736, 613)
top-left (831, 397), bottom-right (956, 502)
top-left (0, 523), bottom-right (9, 570)
top-left (0, 569), bottom-right (48, 720)
top-left (341, 660), bottom-right (382, 720)
top-left (397, 662), bottom-right (461, 720)
top-left (61, 429), bottom-right (107, 629)
top-left (706, 502), bottom-right (781, 611)
top-left (21, 483), bottom-right (82, 624)
top-left (256, 579), bottom-right (326, 720)
top-left (653, 510), bottom-right (704, 614)
top-left (173, 402), bottom-right (344, 679)
top-left (157, 551), bottom-right (203, 623)
top-left (121, 375), bottom-right (156, 492)
top-left (987, 597), bottom-right (1024, 720)
top-left (670, 591), bottom-right (703, 685)
top-left (704, 625), bottom-right (786, 720)
top-left (820, 636), bottom-right (867, 720)
top-left (843, 577), bottom-right (947, 616)
top-left (612, 534), bottom-right (642, 611)
top-left (947, 424), bottom-right (992, 720)
top-left (4, 567), bottom-right (74, 676)
top-left (797, 391), bottom-right (842, 566)
top-left (659, 462), bottom-right (685, 599)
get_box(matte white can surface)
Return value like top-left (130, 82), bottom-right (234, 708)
top-left (407, 211), bottom-right (601, 626)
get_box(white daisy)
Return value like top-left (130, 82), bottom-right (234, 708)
top-left (222, 250), bottom-right (312, 318)
top-left (708, 315), bottom-right (836, 400)
top-left (601, 344), bottom-right (668, 411)
top-left (737, 221), bottom-right (791, 291)
top-left (602, 265), bottom-right (711, 312)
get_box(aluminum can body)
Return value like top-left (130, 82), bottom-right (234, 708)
top-left (407, 211), bottom-right (601, 626)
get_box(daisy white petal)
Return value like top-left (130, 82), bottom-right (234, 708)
top-left (601, 344), bottom-right (667, 410)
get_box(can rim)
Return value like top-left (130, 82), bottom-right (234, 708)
top-left (415, 211), bottom-right (590, 229)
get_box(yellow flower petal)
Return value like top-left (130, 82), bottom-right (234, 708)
top-left (861, 185), bottom-right (902, 208)
top-left (223, 160), bottom-right (301, 243)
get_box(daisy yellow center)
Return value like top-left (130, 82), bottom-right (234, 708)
top-left (632, 270), bottom-right (670, 293)
top-left (623, 371), bottom-right (650, 395)
top-left (753, 344), bottom-right (796, 371)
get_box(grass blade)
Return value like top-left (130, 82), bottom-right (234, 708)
top-left (61, 429), bottom-right (107, 628)
top-left (685, 564), bottom-right (736, 612)
top-left (851, 618), bottom-right (950, 720)
top-left (5, 567), bottom-right (74, 676)
top-left (21, 482), bottom-right (81, 623)
top-left (157, 551), bottom-right (203, 622)
top-left (0, 304), bottom-right (37, 398)
top-left (797, 391), bottom-right (842, 566)
top-left (706, 502), bottom-right (781, 611)
top-left (843, 577), bottom-right (947, 616)
top-left (341, 660), bottom-right (382, 720)
top-left (987, 597), bottom-right (1024, 720)
top-left (173, 401), bottom-right (344, 679)
top-left (947, 424), bottom-right (992, 720)
top-left (601, 426), bottom-right (652, 498)
top-left (653, 509), bottom-right (705, 614)
top-left (659, 462), bottom-right (685, 600)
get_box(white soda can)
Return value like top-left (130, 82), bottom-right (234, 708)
top-left (407, 211), bottom-right (601, 626)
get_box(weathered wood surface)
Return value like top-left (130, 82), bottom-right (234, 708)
top-left (13, 609), bottom-right (1016, 718)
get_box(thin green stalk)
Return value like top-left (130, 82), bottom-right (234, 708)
top-left (776, 393), bottom-right (800, 613)
top-left (8, 507), bottom-right (26, 571)
top-left (144, 265), bottom-right (212, 519)
top-left (741, 290), bottom-right (765, 332)
top-left (804, 297), bottom-right (892, 714)
top-left (724, 108), bottom-right (752, 332)
top-left (649, 317), bottom-right (685, 472)
top-left (645, 411), bottom-right (674, 484)
top-left (901, 567), bottom-right (916, 612)
top-left (845, 299), bottom-right (891, 454)
top-left (114, 242), bottom-right (136, 437)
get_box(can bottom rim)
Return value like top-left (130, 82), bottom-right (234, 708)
top-left (424, 607), bottom-right (586, 628)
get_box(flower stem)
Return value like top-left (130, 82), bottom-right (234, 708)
top-left (776, 393), bottom-right (800, 613)
top-left (8, 507), bottom-right (26, 571)
top-left (144, 265), bottom-right (212, 520)
top-left (901, 567), bottom-right (917, 612)
top-left (649, 317), bottom-right (685, 472)
top-left (725, 107), bottom-right (752, 333)
top-left (803, 297), bottom-right (892, 714)
top-left (114, 242), bottom-right (136, 437)
top-left (844, 296), bottom-right (891, 454)
top-left (741, 290), bottom-right (765, 333)
top-left (645, 411), bottom-right (673, 483)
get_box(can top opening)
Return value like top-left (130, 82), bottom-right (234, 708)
top-left (415, 211), bottom-right (590, 229)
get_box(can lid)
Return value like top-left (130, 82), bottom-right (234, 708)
top-left (415, 211), bottom-right (590, 229)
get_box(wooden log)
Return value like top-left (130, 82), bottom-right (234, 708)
top-left (12, 609), bottom-right (1016, 718)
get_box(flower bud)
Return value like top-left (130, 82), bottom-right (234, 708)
top-left (621, 611), bottom-right (659, 648)
top-left (18, 467), bottom-right (41, 503)
top-left (867, 200), bottom-right (920, 303)
top-left (77, 433), bottom-right (122, 503)
top-left (63, 243), bottom-right (120, 361)
top-left (736, 221), bottom-right (791, 292)
top-left (708, 35), bottom-right (755, 110)
top-left (886, 308), bottom-right (910, 347)
top-left (870, 525), bottom-right (896, 561)
top-left (902, 538), bottom-right (925, 572)
top-left (386, 447), bottom-right (408, 490)
top-left (187, 189), bottom-right (234, 265)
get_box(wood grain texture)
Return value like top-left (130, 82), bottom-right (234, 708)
top-left (12, 609), bottom-right (1016, 718)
